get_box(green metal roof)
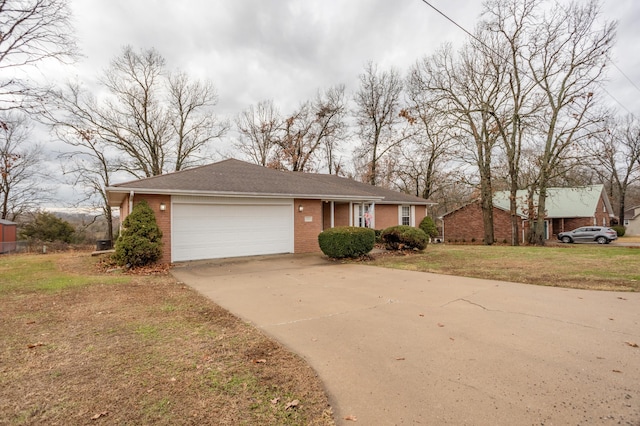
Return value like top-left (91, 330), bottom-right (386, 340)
top-left (492, 185), bottom-right (612, 218)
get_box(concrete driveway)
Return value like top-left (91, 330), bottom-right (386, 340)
top-left (172, 254), bottom-right (640, 425)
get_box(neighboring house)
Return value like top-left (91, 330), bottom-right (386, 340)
top-left (442, 185), bottom-right (615, 243)
top-left (106, 159), bottom-right (436, 263)
top-left (0, 219), bottom-right (17, 254)
top-left (623, 205), bottom-right (640, 236)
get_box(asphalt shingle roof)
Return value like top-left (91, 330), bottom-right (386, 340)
top-left (108, 159), bottom-right (435, 205)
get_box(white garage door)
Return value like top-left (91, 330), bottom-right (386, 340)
top-left (172, 196), bottom-right (294, 262)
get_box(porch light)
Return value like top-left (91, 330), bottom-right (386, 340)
top-left (160, 202), bottom-right (166, 211)
top-left (298, 204), bottom-right (304, 212)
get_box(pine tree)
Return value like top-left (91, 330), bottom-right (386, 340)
top-left (113, 200), bottom-right (162, 267)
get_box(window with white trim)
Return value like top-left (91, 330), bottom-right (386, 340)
top-left (401, 206), bottom-right (410, 226)
top-left (357, 204), bottom-right (373, 228)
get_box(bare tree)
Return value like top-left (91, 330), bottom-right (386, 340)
top-left (235, 99), bottom-right (280, 167)
top-left (526, 0), bottom-right (615, 244)
top-left (0, 0), bottom-right (77, 112)
top-left (273, 85), bottom-right (346, 172)
top-left (589, 115), bottom-right (640, 224)
top-left (411, 41), bottom-right (506, 245)
top-left (317, 85), bottom-right (347, 174)
top-left (43, 82), bottom-right (117, 240)
top-left (46, 82), bottom-right (117, 240)
top-left (168, 71), bottom-right (229, 172)
top-left (404, 74), bottom-right (457, 200)
top-left (99, 47), bottom-right (171, 177)
top-left (354, 62), bottom-right (406, 186)
top-left (49, 47), bottom-right (225, 180)
top-left (0, 112), bottom-right (47, 220)
top-left (479, 0), bottom-right (544, 245)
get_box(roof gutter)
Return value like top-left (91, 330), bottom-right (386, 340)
top-left (105, 187), bottom-right (385, 203)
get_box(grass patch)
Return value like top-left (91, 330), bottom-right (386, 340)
top-left (367, 244), bottom-right (640, 291)
top-left (0, 254), bottom-right (126, 294)
top-left (0, 253), bottom-right (334, 425)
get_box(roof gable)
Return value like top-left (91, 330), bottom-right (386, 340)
top-left (107, 159), bottom-right (435, 206)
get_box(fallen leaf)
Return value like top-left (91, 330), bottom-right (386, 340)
top-left (345, 415), bottom-right (358, 421)
top-left (26, 321), bottom-right (36, 325)
top-left (170, 377), bottom-right (176, 382)
top-left (613, 369), bottom-right (622, 373)
top-left (617, 297), bottom-right (627, 300)
top-left (91, 411), bottom-right (108, 420)
top-left (625, 341), bottom-right (639, 348)
top-left (609, 318), bottom-right (614, 321)
top-left (418, 313), bottom-right (424, 317)
top-left (254, 359), bottom-right (267, 364)
top-left (285, 399), bottom-right (299, 410)
top-left (396, 357), bottom-right (405, 361)
top-left (27, 342), bottom-right (44, 349)
top-left (449, 337), bottom-right (455, 341)
top-left (270, 397), bottom-right (280, 404)
top-left (437, 323), bottom-right (445, 327)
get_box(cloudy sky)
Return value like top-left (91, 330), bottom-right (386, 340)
top-left (41, 0), bottom-right (640, 208)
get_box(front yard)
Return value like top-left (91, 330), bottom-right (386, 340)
top-left (0, 253), bottom-right (334, 425)
top-left (367, 242), bottom-right (640, 292)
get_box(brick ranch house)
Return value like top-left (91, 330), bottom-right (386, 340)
top-left (442, 185), bottom-right (615, 243)
top-left (106, 159), bottom-right (436, 263)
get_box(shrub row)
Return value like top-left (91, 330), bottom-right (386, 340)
top-left (318, 224), bottom-right (430, 258)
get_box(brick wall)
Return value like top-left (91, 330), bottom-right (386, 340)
top-left (334, 203), bottom-right (351, 227)
top-left (595, 196), bottom-right (612, 226)
top-left (444, 201), bottom-right (519, 243)
top-left (294, 198), bottom-right (322, 253)
top-left (320, 202), bottom-right (429, 231)
top-left (415, 205), bottom-right (428, 228)
top-left (375, 205), bottom-right (398, 229)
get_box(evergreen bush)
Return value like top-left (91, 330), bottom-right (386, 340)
top-left (418, 216), bottom-right (438, 239)
top-left (113, 200), bottom-right (163, 267)
top-left (380, 226), bottom-right (428, 251)
top-left (611, 225), bottom-right (625, 237)
top-left (318, 226), bottom-right (375, 258)
top-left (20, 212), bottom-right (75, 243)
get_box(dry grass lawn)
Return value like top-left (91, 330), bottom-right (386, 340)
top-left (366, 242), bottom-right (640, 292)
top-left (0, 253), bottom-right (334, 425)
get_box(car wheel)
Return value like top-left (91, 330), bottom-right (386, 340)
top-left (561, 236), bottom-right (572, 243)
top-left (596, 236), bottom-right (607, 244)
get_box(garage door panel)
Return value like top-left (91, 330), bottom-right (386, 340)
top-left (172, 199), bottom-right (293, 262)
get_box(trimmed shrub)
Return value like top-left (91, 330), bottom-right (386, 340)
top-left (612, 225), bottom-right (625, 237)
top-left (380, 225), bottom-right (428, 251)
top-left (113, 200), bottom-right (163, 267)
top-left (418, 216), bottom-right (438, 239)
top-left (318, 226), bottom-right (375, 258)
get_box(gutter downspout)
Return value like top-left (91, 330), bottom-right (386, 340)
top-left (129, 191), bottom-right (134, 217)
